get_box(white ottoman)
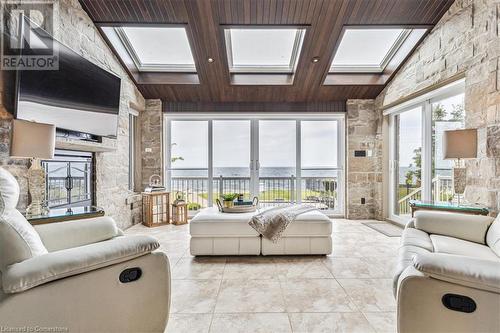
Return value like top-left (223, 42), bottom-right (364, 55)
top-left (189, 208), bottom-right (261, 255)
top-left (190, 207), bottom-right (332, 256)
top-left (261, 210), bottom-right (332, 255)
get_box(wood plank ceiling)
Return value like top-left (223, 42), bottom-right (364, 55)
top-left (79, 0), bottom-right (454, 103)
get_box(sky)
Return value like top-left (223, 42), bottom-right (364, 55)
top-left (170, 120), bottom-right (338, 170)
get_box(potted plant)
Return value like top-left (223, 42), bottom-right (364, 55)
top-left (221, 193), bottom-right (237, 208)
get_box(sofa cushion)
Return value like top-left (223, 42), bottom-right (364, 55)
top-left (280, 210), bottom-right (331, 236)
top-left (0, 167), bottom-right (20, 215)
top-left (0, 210), bottom-right (48, 270)
top-left (414, 211), bottom-right (494, 244)
top-left (2, 235), bottom-right (159, 293)
top-left (0, 168), bottom-right (47, 270)
top-left (190, 207), bottom-right (332, 237)
top-left (393, 244), bottom-right (432, 295)
top-left (34, 216), bottom-right (121, 252)
top-left (486, 215), bottom-right (500, 257)
top-left (430, 235), bottom-right (499, 261)
top-left (413, 253), bottom-right (500, 294)
top-left (400, 227), bottom-right (434, 252)
top-left (190, 208), bottom-right (259, 237)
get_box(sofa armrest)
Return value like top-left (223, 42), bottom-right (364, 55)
top-left (34, 216), bottom-right (122, 251)
top-left (2, 235), bottom-right (159, 293)
top-left (413, 253), bottom-right (500, 293)
top-left (414, 211), bottom-right (494, 244)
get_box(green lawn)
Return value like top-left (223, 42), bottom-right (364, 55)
top-left (199, 189), bottom-right (335, 202)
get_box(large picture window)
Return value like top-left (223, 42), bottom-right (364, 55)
top-left (165, 115), bottom-right (345, 216)
top-left (387, 79), bottom-right (465, 223)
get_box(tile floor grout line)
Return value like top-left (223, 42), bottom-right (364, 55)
top-left (130, 220), bottom-right (398, 332)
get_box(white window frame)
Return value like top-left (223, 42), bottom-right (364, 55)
top-left (329, 28), bottom-right (411, 73)
top-left (164, 113), bottom-right (345, 217)
top-left (115, 27), bottom-right (196, 73)
top-left (128, 110), bottom-right (138, 191)
top-left (386, 79), bottom-right (465, 225)
top-left (224, 27), bottom-right (306, 73)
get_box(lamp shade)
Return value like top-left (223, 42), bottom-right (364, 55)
top-left (443, 128), bottom-right (477, 159)
top-left (10, 119), bottom-right (56, 159)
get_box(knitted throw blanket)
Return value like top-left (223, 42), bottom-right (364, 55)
top-left (249, 204), bottom-right (317, 242)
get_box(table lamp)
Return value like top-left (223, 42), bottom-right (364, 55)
top-left (443, 128), bottom-right (477, 205)
top-left (10, 119), bottom-right (56, 216)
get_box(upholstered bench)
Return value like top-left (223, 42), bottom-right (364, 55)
top-left (189, 207), bottom-right (332, 256)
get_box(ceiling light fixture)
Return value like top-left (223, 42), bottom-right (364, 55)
top-left (208, 57), bottom-right (214, 63)
top-left (312, 57), bottom-right (320, 63)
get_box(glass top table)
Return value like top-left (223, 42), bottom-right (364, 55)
top-left (27, 206), bottom-right (105, 225)
top-left (409, 200), bottom-right (489, 217)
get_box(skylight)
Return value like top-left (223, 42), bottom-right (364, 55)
top-left (330, 28), bottom-right (411, 73)
top-left (225, 28), bottom-right (305, 73)
top-left (115, 26), bottom-right (196, 72)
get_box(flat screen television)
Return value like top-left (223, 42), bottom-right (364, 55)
top-left (15, 20), bottom-right (121, 138)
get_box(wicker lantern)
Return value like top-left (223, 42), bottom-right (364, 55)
top-left (142, 191), bottom-right (170, 227)
top-left (171, 201), bottom-right (188, 225)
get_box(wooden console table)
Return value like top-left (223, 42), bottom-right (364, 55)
top-left (409, 200), bottom-right (489, 217)
top-left (27, 206), bottom-right (105, 225)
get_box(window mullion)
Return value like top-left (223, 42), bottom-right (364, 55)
top-left (208, 120), bottom-right (213, 207)
top-left (165, 119), bottom-right (172, 193)
top-left (296, 120), bottom-right (301, 204)
top-left (422, 100), bottom-right (433, 201)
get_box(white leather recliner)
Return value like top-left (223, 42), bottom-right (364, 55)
top-left (394, 210), bottom-right (500, 333)
top-left (0, 168), bottom-right (171, 332)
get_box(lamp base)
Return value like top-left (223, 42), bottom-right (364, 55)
top-left (26, 158), bottom-right (49, 217)
top-left (26, 201), bottom-right (49, 217)
top-left (453, 167), bottom-right (466, 195)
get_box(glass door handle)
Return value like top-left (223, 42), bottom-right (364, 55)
top-left (256, 160), bottom-right (260, 170)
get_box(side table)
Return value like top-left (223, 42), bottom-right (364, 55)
top-left (409, 200), bottom-right (489, 217)
top-left (27, 206), bottom-right (105, 225)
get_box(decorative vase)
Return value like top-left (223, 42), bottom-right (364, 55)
top-left (26, 158), bottom-right (49, 217)
top-left (223, 200), bottom-right (234, 208)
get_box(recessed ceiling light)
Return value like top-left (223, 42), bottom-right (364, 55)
top-left (312, 57), bottom-right (320, 63)
top-left (208, 57), bottom-right (214, 63)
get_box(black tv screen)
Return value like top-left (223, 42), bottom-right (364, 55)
top-left (15, 23), bottom-right (121, 138)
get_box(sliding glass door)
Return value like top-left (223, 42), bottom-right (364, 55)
top-left (212, 120), bottom-right (252, 202)
top-left (392, 107), bottom-right (423, 218)
top-left (388, 80), bottom-right (465, 223)
top-left (301, 121), bottom-right (342, 211)
top-left (168, 120), bottom-right (209, 211)
top-left (166, 115), bottom-right (345, 215)
top-left (258, 120), bottom-right (297, 207)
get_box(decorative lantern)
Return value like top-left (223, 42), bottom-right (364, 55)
top-left (171, 201), bottom-right (188, 225)
top-left (142, 191), bottom-right (170, 227)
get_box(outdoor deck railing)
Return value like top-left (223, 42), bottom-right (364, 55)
top-left (170, 175), bottom-right (338, 212)
top-left (46, 176), bottom-right (90, 207)
top-left (398, 175), bottom-right (453, 215)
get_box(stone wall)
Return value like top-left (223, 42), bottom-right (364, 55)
top-left (141, 99), bottom-right (163, 189)
top-left (346, 100), bottom-right (383, 219)
top-left (376, 0), bottom-right (500, 215)
top-left (0, 0), bottom-right (145, 229)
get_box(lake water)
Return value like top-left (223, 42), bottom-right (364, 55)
top-left (171, 167), bottom-right (338, 178)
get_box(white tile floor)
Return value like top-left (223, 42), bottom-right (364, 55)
top-left (125, 219), bottom-right (400, 333)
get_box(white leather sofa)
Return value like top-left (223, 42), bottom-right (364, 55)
top-left (394, 210), bottom-right (500, 333)
top-left (0, 168), bottom-right (171, 332)
top-left (190, 207), bottom-right (332, 255)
